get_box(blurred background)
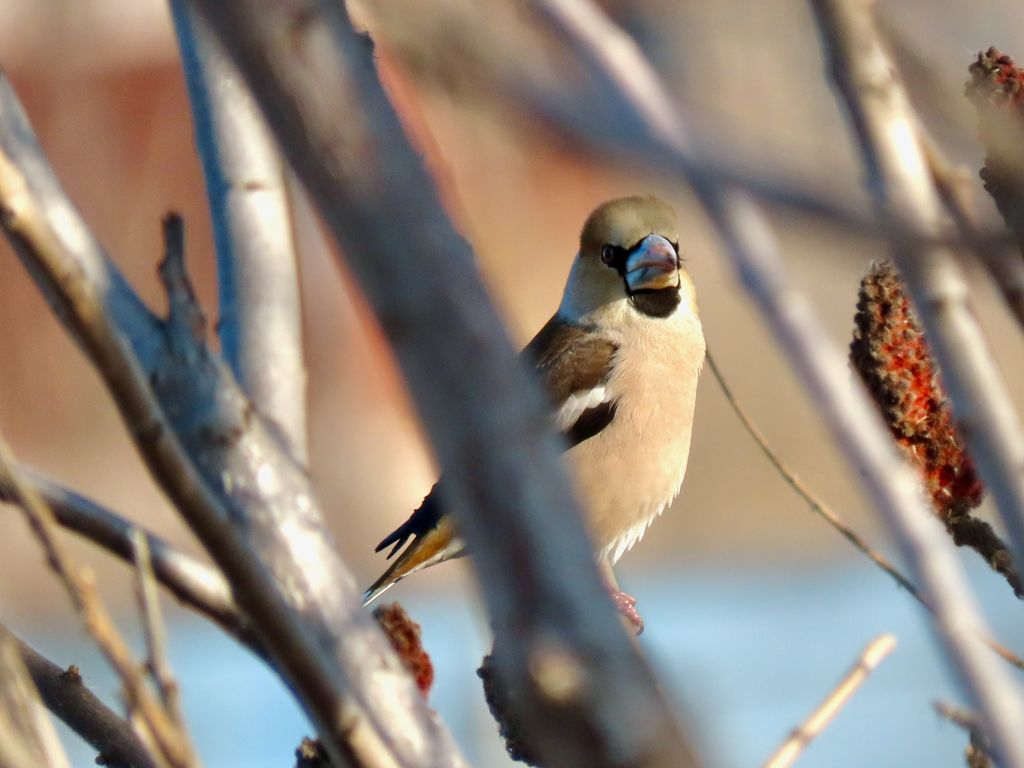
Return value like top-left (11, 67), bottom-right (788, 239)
top-left (2, 0), bottom-right (1024, 766)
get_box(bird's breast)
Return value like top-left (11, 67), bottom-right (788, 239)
top-left (567, 313), bottom-right (705, 563)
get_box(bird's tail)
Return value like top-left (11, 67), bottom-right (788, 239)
top-left (362, 517), bottom-right (464, 606)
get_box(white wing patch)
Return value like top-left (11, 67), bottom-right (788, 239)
top-left (554, 385), bottom-right (611, 433)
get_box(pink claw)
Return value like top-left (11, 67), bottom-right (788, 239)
top-left (610, 589), bottom-right (644, 635)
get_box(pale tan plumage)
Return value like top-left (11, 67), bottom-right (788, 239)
top-left (364, 195), bottom-right (705, 605)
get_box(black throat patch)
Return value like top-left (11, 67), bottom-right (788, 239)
top-left (630, 286), bottom-right (681, 318)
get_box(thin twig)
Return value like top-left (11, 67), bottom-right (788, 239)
top-left (0, 434), bottom-right (196, 768)
top-left (131, 532), bottom-right (184, 726)
top-left (707, 350), bottom-right (1024, 670)
top-left (8, 626), bottom-right (157, 768)
top-left (171, 0), bottom-right (308, 464)
top-left (706, 350), bottom-right (920, 598)
top-left (0, 467), bottom-right (257, 654)
top-left (935, 701), bottom-right (986, 738)
top-left (0, 691), bottom-right (49, 768)
top-left (762, 634), bottom-right (897, 768)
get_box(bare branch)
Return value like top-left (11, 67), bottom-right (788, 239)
top-left (762, 634), bottom-right (897, 768)
top-left (170, 0), bottom-right (308, 464)
top-left (4, 627), bottom-right (156, 768)
top-left (0, 628), bottom-right (71, 768)
top-left (0, 73), bottom-right (457, 768)
top-left (132, 532), bottom-right (184, 726)
top-left (0, 468), bottom-right (256, 653)
top-left (809, 0), bottom-right (1024, 614)
top-left (0, 433), bottom-right (196, 768)
top-left (188, 2), bottom-right (703, 767)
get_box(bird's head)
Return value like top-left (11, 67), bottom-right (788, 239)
top-left (561, 195), bottom-right (689, 321)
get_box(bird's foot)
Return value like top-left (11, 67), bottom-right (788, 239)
top-left (610, 589), bottom-right (644, 635)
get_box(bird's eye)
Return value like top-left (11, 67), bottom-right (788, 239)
top-left (600, 244), bottom-right (616, 265)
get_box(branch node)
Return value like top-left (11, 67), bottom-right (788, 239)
top-left (157, 213), bottom-right (207, 355)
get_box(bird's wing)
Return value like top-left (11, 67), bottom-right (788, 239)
top-left (363, 316), bottom-right (618, 605)
top-left (523, 314), bottom-right (620, 447)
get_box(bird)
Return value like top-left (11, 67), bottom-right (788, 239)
top-left (362, 195), bottom-right (705, 627)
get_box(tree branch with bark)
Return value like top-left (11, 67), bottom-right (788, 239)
top-left (0, 71), bottom-right (459, 768)
top-left (0, 467), bottom-right (254, 653)
top-left (7, 625), bottom-right (157, 768)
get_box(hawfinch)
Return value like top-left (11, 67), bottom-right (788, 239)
top-left (363, 196), bottom-right (705, 621)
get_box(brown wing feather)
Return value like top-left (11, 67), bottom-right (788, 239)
top-left (523, 316), bottom-right (618, 404)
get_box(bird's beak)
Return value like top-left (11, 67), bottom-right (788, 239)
top-left (625, 234), bottom-right (679, 292)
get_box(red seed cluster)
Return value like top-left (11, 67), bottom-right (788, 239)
top-left (373, 602), bottom-right (434, 697)
top-left (968, 47), bottom-right (1024, 104)
top-left (966, 47), bottom-right (1024, 244)
top-left (850, 260), bottom-right (983, 518)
